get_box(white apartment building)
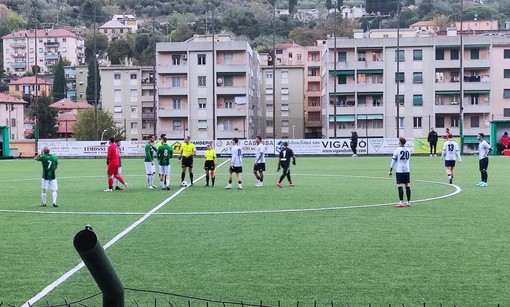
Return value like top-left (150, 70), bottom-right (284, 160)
top-left (0, 92), bottom-right (27, 140)
top-left (2, 29), bottom-right (85, 75)
top-left (323, 30), bottom-right (510, 150)
top-left (155, 34), bottom-right (259, 140)
top-left (100, 65), bottom-right (157, 140)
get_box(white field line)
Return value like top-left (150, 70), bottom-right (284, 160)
top-left (21, 160), bottom-right (229, 306)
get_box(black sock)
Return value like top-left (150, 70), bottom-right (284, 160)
top-left (190, 173), bottom-right (193, 183)
top-left (181, 173), bottom-right (185, 182)
top-left (405, 186), bottom-right (411, 202)
top-left (398, 186), bottom-right (404, 201)
top-left (206, 176), bottom-right (209, 184)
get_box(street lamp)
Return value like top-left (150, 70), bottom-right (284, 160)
top-left (100, 129), bottom-right (107, 141)
top-left (292, 125), bottom-right (296, 139)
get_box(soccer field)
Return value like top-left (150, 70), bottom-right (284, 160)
top-left (1, 155), bottom-right (510, 306)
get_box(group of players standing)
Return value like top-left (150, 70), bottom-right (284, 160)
top-left (142, 134), bottom-right (296, 190)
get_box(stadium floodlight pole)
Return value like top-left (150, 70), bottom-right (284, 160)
top-left (93, 3), bottom-right (98, 140)
top-left (333, 0), bottom-right (338, 139)
top-left (152, 4), bottom-right (157, 136)
top-left (396, 0), bottom-right (401, 138)
top-left (459, 0), bottom-right (465, 154)
top-left (272, 0), bottom-right (276, 139)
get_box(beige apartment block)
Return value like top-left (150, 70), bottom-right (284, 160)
top-left (2, 29), bottom-right (85, 75)
top-left (155, 34), bottom-right (259, 141)
top-left (324, 31), bottom-right (510, 147)
top-left (64, 65), bottom-right (89, 101)
top-left (100, 65), bottom-right (157, 140)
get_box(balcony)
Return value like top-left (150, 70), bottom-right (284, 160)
top-left (216, 86), bottom-right (246, 95)
top-left (45, 52), bottom-right (59, 60)
top-left (44, 41), bottom-right (60, 47)
top-left (142, 112), bottom-right (156, 120)
top-left (158, 108), bottom-right (188, 117)
top-left (463, 103), bottom-right (491, 114)
top-left (10, 43), bottom-right (26, 48)
top-left (216, 64), bottom-right (246, 73)
top-left (356, 83), bottom-right (383, 92)
top-left (157, 65), bottom-right (187, 74)
top-left (11, 53), bottom-right (26, 58)
top-left (216, 108), bottom-right (248, 117)
top-left (305, 105), bottom-right (321, 112)
top-left (434, 102), bottom-right (461, 113)
top-left (10, 62), bottom-right (27, 68)
top-left (158, 87), bottom-right (188, 96)
top-left (305, 120), bottom-right (322, 128)
top-left (306, 90), bottom-right (321, 97)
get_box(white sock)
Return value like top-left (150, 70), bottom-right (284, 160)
top-left (41, 192), bottom-right (47, 204)
top-left (52, 191), bottom-right (57, 204)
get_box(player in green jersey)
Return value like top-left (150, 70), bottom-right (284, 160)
top-left (144, 134), bottom-right (157, 189)
top-left (34, 146), bottom-right (59, 207)
top-left (157, 136), bottom-right (173, 190)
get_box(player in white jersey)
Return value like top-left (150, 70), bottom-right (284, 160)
top-left (253, 136), bottom-right (266, 187)
top-left (225, 138), bottom-right (243, 190)
top-left (388, 137), bottom-right (412, 208)
top-left (441, 134), bottom-right (462, 184)
top-left (476, 132), bottom-right (492, 187)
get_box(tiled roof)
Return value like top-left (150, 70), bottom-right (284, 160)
top-left (2, 28), bottom-right (78, 39)
top-left (9, 76), bottom-right (51, 85)
top-left (50, 98), bottom-right (92, 109)
top-left (99, 20), bottom-right (129, 29)
top-left (0, 92), bottom-right (27, 104)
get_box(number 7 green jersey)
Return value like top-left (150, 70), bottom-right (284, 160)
top-left (37, 154), bottom-right (58, 180)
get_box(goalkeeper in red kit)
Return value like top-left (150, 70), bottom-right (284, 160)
top-left (104, 137), bottom-right (128, 192)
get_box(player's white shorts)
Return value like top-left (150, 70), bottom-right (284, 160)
top-left (41, 179), bottom-right (58, 191)
top-left (159, 165), bottom-right (170, 175)
top-left (145, 162), bottom-right (156, 174)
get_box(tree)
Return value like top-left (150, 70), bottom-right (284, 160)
top-left (26, 93), bottom-right (58, 139)
top-left (86, 58), bottom-right (101, 106)
top-left (84, 31), bottom-right (109, 63)
top-left (73, 108), bottom-right (125, 141)
top-left (107, 38), bottom-right (133, 65)
top-left (52, 57), bottom-right (66, 101)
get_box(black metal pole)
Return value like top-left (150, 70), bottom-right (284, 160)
top-left (333, 0), bottom-right (338, 138)
top-left (152, 4), bottom-right (157, 136)
top-left (94, 4), bottom-right (98, 140)
top-left (396, 0), bottom-right (401, 138)
top-left (212, 4), bottom-right (217, 141)
top-left (73, 226), bottom-right (124, 307)
top-left (272, 1), bottom-right (276, 139)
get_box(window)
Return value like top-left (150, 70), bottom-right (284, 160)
top-left (504, 89), bottom-right (510, 98)
top-left (358, 96), bottom-right (366, 106)
top-left (338, 51), bottom-right (347, 62)
top-left (395, 72), bottom-right (405, 83)
top-left (198, 98), bottom-right (207, 109)
top-left (395, 95), bottom-right (404, 106)
top-left (224, 53), bottom-right (233, 64)
top-left (451, 48), bottom-right (459, 60)
top-left (413, 95), bottom-right (423, 106)
top-left (114, 90), bottom-right (121, 102)
top-left (413, 117), bottom-right (422, 128)
top-left (471, 115), bottom-right (479, 128)
top-left (505, 70), bottom-right (510, 79)
top-left (471, 48), bottom-right (479, 60)
top-left (130, 73), bottom-right (137, 80)
top-left (223, 76), bottom-right (233, 86)
top-left (281, 88), bottom-right (289, 95)
top-left (451, 115), bottom-right (460, 127)
top-left (266, 71), bottom-right (273, 79)
top-left (504, 108), bottom-right (510, 117)
top-left (172, 77), bottom-right (181, 87)
top-left (172, 55), bottom-right (181, 65)
top-left (173, 121), bottom-right (182, 131)
top-left (471, 94), bottom-right (479, 105)
top-left (281, 71), bottom-right (288, 79)
top-left (358, 51), bottom-right (366, 61)
top-left (114, 73), bottom-right (121, 80)
top-left (435, 49), bottom-right (444, 60)
top-left (198, 76), bottom-right (206, 87)
top-left (131, 122), bottom-right (138, 129)
top-left (11, 118), bottom-right (16, 127)
top-left (373, 95), bottom-right (382, 107)
top-left (338, 75), bottom-right (347, 84)
top-left (436, 116), bottom-right (444, 128)
top-left (281, 103), bottom-right (289, 111)
top-left (114, 106), bottom-right (122, 113)
top-left (130, 106), bottom-right (138, 114)
top-left (413, 50), bottom-right (422, 61)
top-left (413, 72), bottom-right (423, 84)
top-left (198, 54), bottom-right (206, 65)
top-left (224, 98), bottom-right (233, 109)
top-left (395, 50), bottom-right (404, 62)
top-left (130, 89), bottom-right (138, 98)
top-left (296, 54), bottom-right (302, 61)
top-left (198, 120), bottom-right (208, 130)
top-left (396, 117), bottom-right (404, 128)
top-left (505, 49), bottom-right (510, 59)
top-left (173, 99), bottom-right (181, 109)
top-left (265, 88), bottom-right (274, 95)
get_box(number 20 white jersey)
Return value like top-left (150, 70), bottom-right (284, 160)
top-left (390, 146), bottom-right (411, 173)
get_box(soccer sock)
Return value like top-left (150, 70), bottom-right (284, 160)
top-left (115, 175), bottom-right (125, 185)
top-left (206, 176), bottom-right (209, 185)
top-left (181, 172), bottom-right (185, 182)
top-left (398, 186), bottom-right (404, 202)
top-left (260, 173), bottom-right (264, 183)
top-left (52, 191), bottom-right (57, 205)
top-left (41, 192), bottom-right (47, 204)
top-left (212, 177), bottom-right (215, 186)
top-left (147, 175), bottom-right (151, 186)
top-left (190, 172), bottom-right (193, 183)
top-left (405, 186), bottom-right (411, 202)
top-left (481, 170), bottom-right (488, 182)
top-left (254, 174), bottom-right (260, 181)
top-left (108, 177), bottom-right (113, 189)
top-left (279, 174), bottom-right (285, 183)
top-left (287, 174), bottom-right (292, 184)
top-left (238, 180), bottom-right (242, 184)
top-left (228, 179), bottom-right (232, 184)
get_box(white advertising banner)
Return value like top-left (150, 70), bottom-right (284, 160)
top-left (39, 138), bottom-right (413, 157)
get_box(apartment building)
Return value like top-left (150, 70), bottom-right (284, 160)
top-left (50, 98), bottom-right (92, 139)
top-left (324, 30), bottom-right (504, 148)
top-left (2, 29), bottom-right (85, 75)
top-left (64, 65), bottom-right (89, 101)
top-left (100, 65), bottom-right (157, 140)
top-left (8, 76), bottom-right (52, 98)
top-left (0, 92), bottom-right (27, 139)
top-left (155, 34), bottom-right (259, 140)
